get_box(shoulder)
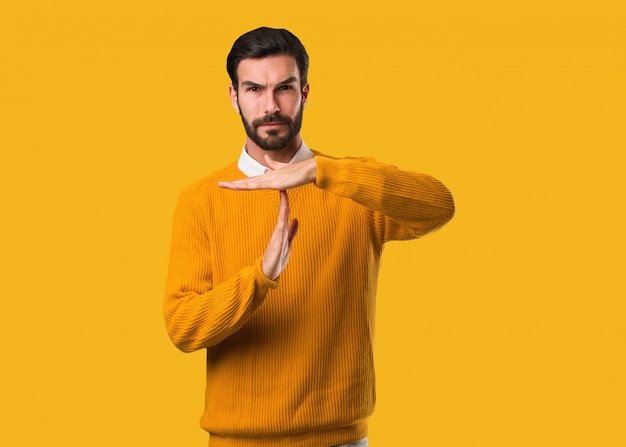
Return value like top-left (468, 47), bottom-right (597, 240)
top-left (179, 162), bottom-right (241, 198)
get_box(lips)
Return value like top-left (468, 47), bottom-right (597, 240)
top-left (257, 122), bottom-right (287, 131)
top-left (254, 114), bottom-right (291, 128)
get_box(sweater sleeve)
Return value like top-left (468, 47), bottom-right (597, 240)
top-left (314, 154), bottom-right (455, 245)
top-left (163, 188), bottom-right (279, 352)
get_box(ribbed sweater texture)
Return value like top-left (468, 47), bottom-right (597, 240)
top-left (164, 151), bottom-right (455, 447)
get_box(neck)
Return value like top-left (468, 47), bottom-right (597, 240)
top-left (245, 136), bottom-right (302, 165)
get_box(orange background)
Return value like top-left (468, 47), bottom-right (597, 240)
top-left (1, 1), bottom-right (624, 446)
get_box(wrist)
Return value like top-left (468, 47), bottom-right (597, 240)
top-left (307, 157), bottom-right (317, 183)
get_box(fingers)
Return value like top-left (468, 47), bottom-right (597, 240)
top-left (217, 179), bottom-right (256, 190)
top-left (218, 172), bottom-right (275, 190)
top-left (279, 190), bottom-right (298, 249)
top-left (262, 190), bottom-right (297, 280)
top-left (218, 158), bottom-right (316, 191)
top-left (278, 189), bottom-right (289, 226)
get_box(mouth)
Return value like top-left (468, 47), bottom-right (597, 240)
top-left (258, 122), bottom-right (286, 129)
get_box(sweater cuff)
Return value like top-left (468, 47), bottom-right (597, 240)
top-left (253, 256), bottom-right (280, 290)
top-left (314, 155), bottom-right (348, 195)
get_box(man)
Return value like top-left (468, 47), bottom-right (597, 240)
top-left (164, 27), bottom-right (455, 447)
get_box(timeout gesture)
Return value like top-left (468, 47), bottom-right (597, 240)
top-left (218, 156), bottom-right (314, 279)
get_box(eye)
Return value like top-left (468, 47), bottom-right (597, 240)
top-left (278, 85), bottom-right (293, 91)
top-left (247, 86), bottom-right (259, 92)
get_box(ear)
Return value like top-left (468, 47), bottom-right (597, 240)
top-left (301, 83), bottom-right (310, 108)
top-left (229, 85), bottom-right (240, 113)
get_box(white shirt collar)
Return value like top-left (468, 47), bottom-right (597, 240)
top-left (237, 140), bottom-right (314, 177)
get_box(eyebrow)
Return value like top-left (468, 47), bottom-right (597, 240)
top-left (240, 80), bottom-right (263, 89)
top-left (277, 76), bottom-right (298, 86)
top-left (240, 76), bottom-right (299, 89)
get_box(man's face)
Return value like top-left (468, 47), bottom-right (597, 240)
top-left (229, 55), bottom-right (308, 151)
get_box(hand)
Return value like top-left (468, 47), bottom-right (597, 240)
top-left (218, 156), bottom-right (316, 191)
top-left (262, 190), bottom-right (299, 280)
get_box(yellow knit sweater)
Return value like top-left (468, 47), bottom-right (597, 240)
top-left (164, 151), bottom-right (455, 447)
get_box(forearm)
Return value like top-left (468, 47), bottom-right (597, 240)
top-left (314, 154), bottom-right (455, 239)
top-left (164, 257), bottom-right (277, 352)
top-left (163, 188), bottom-right (279, 352)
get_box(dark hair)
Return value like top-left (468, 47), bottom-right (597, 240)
top-left (227, 27), bottom-right (309, 91)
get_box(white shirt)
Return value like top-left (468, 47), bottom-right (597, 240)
top-left (237, 140), bottom-right (314, 177)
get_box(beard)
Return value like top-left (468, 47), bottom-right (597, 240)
top-left (240, 105), bottom-right (304, 151)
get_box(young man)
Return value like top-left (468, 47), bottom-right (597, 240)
top-left (164, 27), bottom-right (455, 447)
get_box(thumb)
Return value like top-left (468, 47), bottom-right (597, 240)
top-left (264, 154), bottom-right (289, 171)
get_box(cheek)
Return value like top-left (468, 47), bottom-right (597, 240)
top-left (280, 96), bottom-right (302, 114)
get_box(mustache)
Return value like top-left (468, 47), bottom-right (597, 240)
top-left (252, 114), bottom-right (292, 128)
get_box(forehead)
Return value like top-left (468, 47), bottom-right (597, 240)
top-left (236, 55), bottom-right (300, 85)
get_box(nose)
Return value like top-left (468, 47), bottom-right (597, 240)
top-left (263, 91), bottom-right (280, 115)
